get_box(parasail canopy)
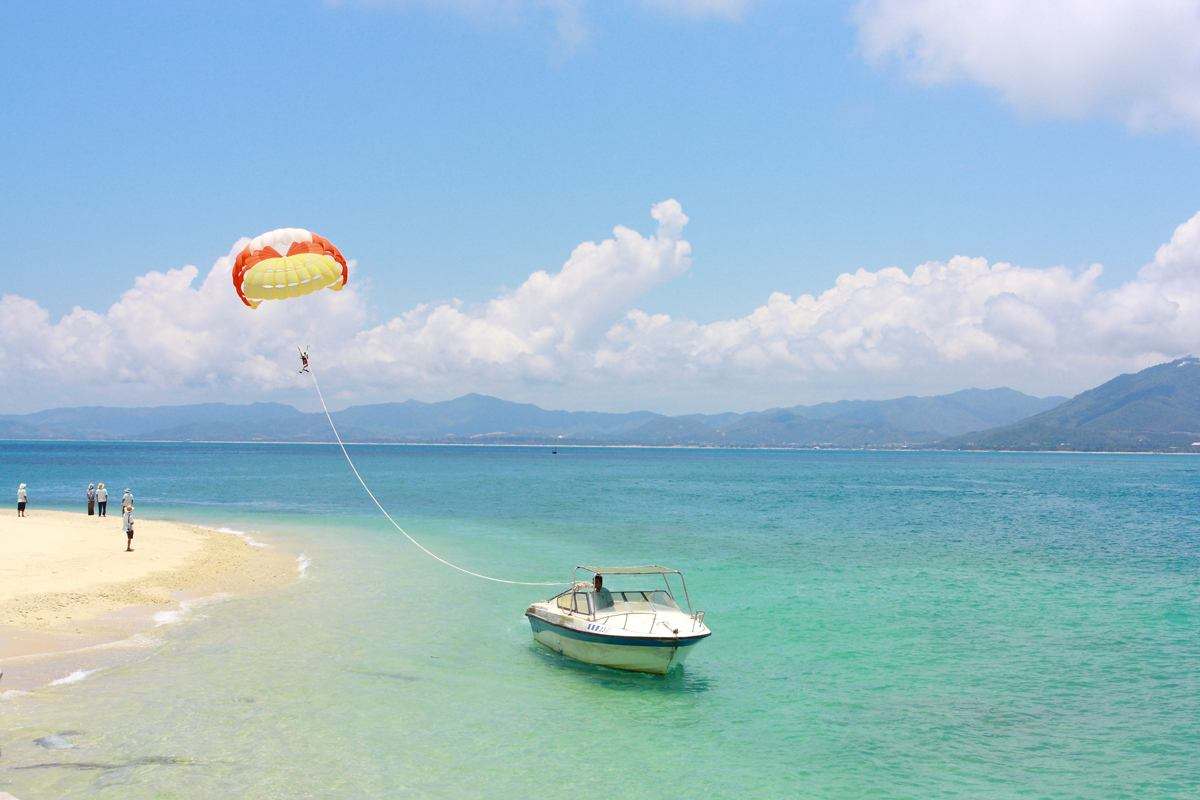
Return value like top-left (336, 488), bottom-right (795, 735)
top-left (232, 227), bottom-right (348, 309)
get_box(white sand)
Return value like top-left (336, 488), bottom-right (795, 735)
top-left (0, 509), bottom-right (294, 659)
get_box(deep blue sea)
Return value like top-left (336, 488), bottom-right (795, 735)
top-left (1, 442), bottom-right (1197, 798)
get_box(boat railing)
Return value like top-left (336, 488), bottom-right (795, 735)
top-left (592, 610), bottom-right (658, 633)
top-left (593, 610), bottom-right (704, 637)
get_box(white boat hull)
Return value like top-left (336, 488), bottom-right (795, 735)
top-left (526, 612), bottom-right (706, 675)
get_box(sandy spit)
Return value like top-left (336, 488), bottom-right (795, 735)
top-left (0, 510), bottom-right (295, 659)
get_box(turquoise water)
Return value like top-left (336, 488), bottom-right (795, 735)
top-left (1, 442), bottom-right (1196, 798)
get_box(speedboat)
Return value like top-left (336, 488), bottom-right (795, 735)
top-left (525, 565), bottom-right (711, 674)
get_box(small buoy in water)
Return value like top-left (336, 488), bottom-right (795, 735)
top-left (552, 449), bottom-right (558, 455)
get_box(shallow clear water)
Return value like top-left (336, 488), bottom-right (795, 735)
top-left (1, 443), bottom-right (1197, 798)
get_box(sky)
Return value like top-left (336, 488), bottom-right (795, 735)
top-left (1, 0), bottom-right (1199, 414)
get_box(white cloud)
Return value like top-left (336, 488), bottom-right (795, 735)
top-left (0, 244), bottom-right (370, 413)
top-left (1, 202), bottom-right (1198, 414)
top-left (337, 199), bottom-right (691, 392)
top-left (855, 0), bottom-right (1200, 133)
top-left (593, 212), bottom-right (1200, 407)
top-left (640, 0), bottom-right (753, 19)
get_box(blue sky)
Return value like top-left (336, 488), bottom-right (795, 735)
top-left (2, 1), bottom-right (1199, 413)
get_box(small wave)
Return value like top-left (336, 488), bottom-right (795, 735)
top-left (153, 594), bottom-right (229, 627)
top-left (152, 608), bottom-right (185, 626)
top-left (0, 632), bottom-right (160, 671)
top-left (2, 688), bottom-right (31, 700)
top-left (215, 526), bottom-right (269, 548)
top-left (115, 633), bottom-right (161, 650)
top-left (296, 553), bottom-right (311, 577)
top-left (50, 668), bottom-right (99, 686)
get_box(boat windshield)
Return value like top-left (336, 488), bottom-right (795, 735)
top-left (594, 589), bottom-right (679, 613)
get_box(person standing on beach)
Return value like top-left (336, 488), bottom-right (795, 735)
top-left (87, 482), bottom-right (96, 515)
top-left (96, 483), bottom-right (108, 517)
top-left (122, 488), bottom-right (133, 511)
top-left (122, 504), bottom-right (134, 551)
top-left (17, 483), bottom-right (28, 517)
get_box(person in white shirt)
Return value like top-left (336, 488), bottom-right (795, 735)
top-left (122, 488), bottom-right (133, 512)
top-left (17, 483), bottom-right (28, 517)
top-left (96, 483), bottom-right (109, 517)
top-left (122, 504), bottom-right (135, 551)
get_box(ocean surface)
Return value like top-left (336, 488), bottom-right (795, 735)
top-left (0, 442), bottom-right (1196, 799)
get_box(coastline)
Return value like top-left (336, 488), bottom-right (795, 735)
top-left (0, 510), bottom-right (296, 689)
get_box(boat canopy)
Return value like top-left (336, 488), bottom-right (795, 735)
top-left (566, 565), bottom-right (697, 614)
top-left (577, 565), bottom-right (680, 575)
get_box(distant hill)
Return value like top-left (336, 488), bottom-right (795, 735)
top-left (941, 356), bottom-right (1200, 452)
top-left (0, 387), bottom-right (1064, 448)
top-left (332, 394), bottom-right (659, 442)
top-left (707, 388), bottom-right (1066, 447)
top-left (0, 403), bottom-right (339, 442)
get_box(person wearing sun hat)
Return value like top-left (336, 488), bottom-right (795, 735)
top-left (17, 483), bottom-right (28, 517)
top-left (122, 503), bottom-right (135, 551)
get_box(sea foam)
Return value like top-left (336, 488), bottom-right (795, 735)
top-left (152, 607), bottom-right (187, 626)
top-left (153, 594), bottom-right (229, 627)
top-left (215, 526), bottom-right (269, 548)
top-left (50, 668), bottom-right (99, 686)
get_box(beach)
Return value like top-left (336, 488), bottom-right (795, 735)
top-left (0, 509), bottom-right (295, 665)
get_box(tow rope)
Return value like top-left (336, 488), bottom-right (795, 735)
top-left (308, 366), bottom-right (560, 587)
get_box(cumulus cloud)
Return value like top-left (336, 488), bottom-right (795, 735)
top-left (855, 0), bottom-right (1200, 133)
top-left (337, 199), bottom-right (691, 393)
top-left (1, 201), bottom-right (1198, 414)
top-left (621, 208), bottom-right (1199, 405)
top-left (0, 244), bottom-right (370, 412)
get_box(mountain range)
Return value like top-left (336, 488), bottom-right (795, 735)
top-left (0, 357), bottom-right (1196, 451)
top-left (0, 387), bottom-right (1063, 448)
top-left (942, 356), bottom-right (1200, 452)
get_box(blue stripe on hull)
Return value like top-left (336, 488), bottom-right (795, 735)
top-left (525, 613), bottom-right (709, 648)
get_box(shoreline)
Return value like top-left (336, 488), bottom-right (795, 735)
top-left (0, 510), bottom-right (296, 690)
